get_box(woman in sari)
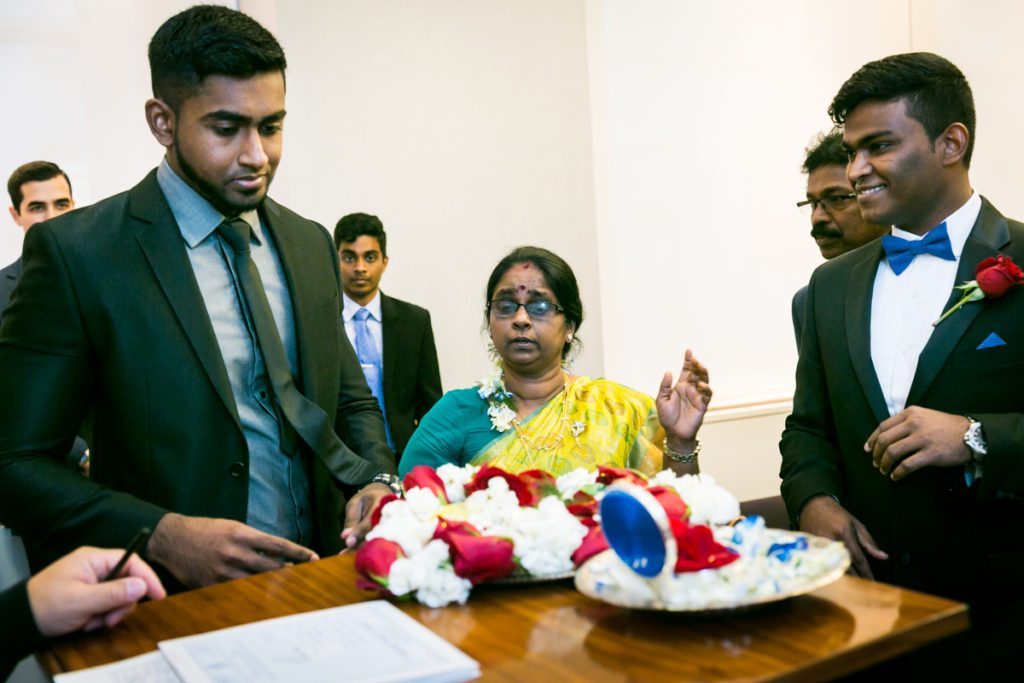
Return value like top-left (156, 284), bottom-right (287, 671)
top-left (398, 246), bottom-right (712, 478)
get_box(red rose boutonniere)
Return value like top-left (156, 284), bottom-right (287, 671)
top-left (933, 255), bottom-right (1024, 326)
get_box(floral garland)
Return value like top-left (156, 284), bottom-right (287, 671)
top-left (354, 463), bottom-right (742, 607)
top-left (477, 365), bottom-right (517, 432)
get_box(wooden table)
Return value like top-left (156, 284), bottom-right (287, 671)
top-left (42, 553), bottom-right (967, 682)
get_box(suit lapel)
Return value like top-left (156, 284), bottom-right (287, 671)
top-left (380, 293), bottom-right (399, 406)
top-left (845, 242), bottom-right (890, 425)
top-left (906, 199), bottom-right (1010, 406)
top-left (132, 171), bottom-right (240, 425)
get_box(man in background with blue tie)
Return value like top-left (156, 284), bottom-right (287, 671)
top-left (780, 52), bottom-right (1024, 675)
top-left (334, 213), bottom-right (442, 464)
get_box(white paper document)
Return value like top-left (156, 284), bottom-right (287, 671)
top-left (158, 600), bottom-right (480, 683)
top-left (53, 650), bottom-right (181, 683)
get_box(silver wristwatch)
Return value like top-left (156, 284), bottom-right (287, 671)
top-left (371, 472), bottom-right (403, 496)
top-left (963, 417), bottom-right (988, 463)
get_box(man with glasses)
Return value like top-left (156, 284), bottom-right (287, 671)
top-left (792, 131), bottom-right (887, 347)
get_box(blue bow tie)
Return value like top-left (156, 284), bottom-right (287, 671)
top-left (881, 223), bottom-right (956, 275)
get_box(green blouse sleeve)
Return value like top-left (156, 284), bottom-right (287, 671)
top-left (398, 390), bottom-right (473, 476)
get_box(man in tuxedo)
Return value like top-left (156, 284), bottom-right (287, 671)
top-left (333, 213), bottom-right (442, 463)
top-left (780, 52), bottom-right (1024, 673)
top-left (792, 132), bottom-right (886, 346)
top-left (2, 161), bottom-right (76, 319)
top-left (0, 6), bottom-right (397, 591)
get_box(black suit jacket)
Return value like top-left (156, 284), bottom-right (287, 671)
top-left (0, 580), bottom-right (43, 680)
top-left (379, 293), bottom-right (442, 459)
top-left (1, 255), bottom-right (88, 465)
top-left (791, 284), bottom-right (807, 350)
top-left (0, 257), bottom-right (20, 317)
top-left (0, 170), bottom-right (395, 575)
top-left (780, 198), bottom-right (1024, 603)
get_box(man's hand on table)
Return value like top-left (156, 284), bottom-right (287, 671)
top-left (148, 513), bottom-right (319, 588)
top-left (799, 495), bottom-right (888, 579)
top-left (341, 483), bottom-right (394, 549)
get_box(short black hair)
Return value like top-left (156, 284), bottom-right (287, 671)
top-left (485, 246), bottom-right (583, 360)
top-left (149, 4), bottom-right (287, 111)
top-left (7, 161), bottom-right (72, 213)
top-left (829, 52), bottom-right (976, 167)
top-left (333, 213), bottom-right (387, 257)
top-left (802, 130), bottom-right (847, 174)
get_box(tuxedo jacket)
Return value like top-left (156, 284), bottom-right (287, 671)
top-left (379, 293), bottom-right (442, 459)
top-left (0, 170), bottom-right (395, 574)
top-left (791, 284), bottom-right (808, 350)
top-left (780, 198), bottom-right (1024, 603)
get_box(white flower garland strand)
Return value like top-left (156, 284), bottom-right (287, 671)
top-left (477, 364), bottom-right (517, 432)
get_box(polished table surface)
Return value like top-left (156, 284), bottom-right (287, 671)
top-left (43, 553), bottom-right (967, 682)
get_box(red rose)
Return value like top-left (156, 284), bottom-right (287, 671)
top-left (465, 465), bottom-right (532, 506)
top-left (975, 255), bottom-right (1024, 298)
top-left (572, 525), bottom-right (610, 566)
top-left (518, 469), bottom-right (559, 506)
top-left (434, 519), bottom-right (515, 584)
top-left (647, 486), bottom-right (689, 521)
top-left (369, 493), bottom-right (400, 527)
top-left (596, 465), bottom-right (647, 487)
top-left (355, 538), bottom-right (406, 594)
top-left (402, 465), bottom-right (448, 503)
top-left (669, 518), bottom-right (738, 573)
top-left (566, 492), bottom-right (599, 527)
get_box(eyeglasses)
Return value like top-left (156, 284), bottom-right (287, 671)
top-left (487, 299), bottom-right (564, 319)
top-left (796, 192), bottom-right (857, 215)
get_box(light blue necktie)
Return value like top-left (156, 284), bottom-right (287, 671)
top-left (353, 308), bottom-right (393, 448)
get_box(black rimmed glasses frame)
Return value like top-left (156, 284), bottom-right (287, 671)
top-left (487, 299), bottom-right (565, 319)
top-left (796, 192), bottom-right (858, 215)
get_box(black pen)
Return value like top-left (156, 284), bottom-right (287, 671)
top-left (103, 527), bottom-right (151, 582)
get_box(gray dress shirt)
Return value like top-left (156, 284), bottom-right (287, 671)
top-left (156, 160), bottom-right (312, 545)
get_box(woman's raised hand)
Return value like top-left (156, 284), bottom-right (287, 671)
top-left (656, 349), bottom-right (712, 447)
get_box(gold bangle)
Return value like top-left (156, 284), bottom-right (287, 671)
top-left (663, 437), bottom-right (701, 463)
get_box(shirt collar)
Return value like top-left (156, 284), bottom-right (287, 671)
top-left (342, 290), bottom-right (382, 322)
top-left (889, 190), bottom-right (981, 259)
top-left (156, 158), bottom-right (262, 248)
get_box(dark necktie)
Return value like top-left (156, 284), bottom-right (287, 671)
top-left (217, 217), bottom-right (380, 484)
top-left (881, 222), bottom-right (956, 275)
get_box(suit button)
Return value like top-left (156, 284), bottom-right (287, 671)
top-left (229, 462), bottom-right (247, 478)
top-left (899, 552), bottom-right (912, 567)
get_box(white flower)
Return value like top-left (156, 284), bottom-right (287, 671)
top-left (487, 403), bottom-right (516, 433)
top-left (509, 497), bottom-right (588, 576)
top-left (651, 470), bottom-right (740, 525)
top-left (365, 489), bottom-right (442, 555)
top-left (555, 467), bottom-right (598, 499)
top-left (416, 564), bottom-right (472, 608)
top-left (436, 463), bottom-right (477, 503)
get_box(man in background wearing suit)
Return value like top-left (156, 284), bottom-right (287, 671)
top-left (792, 132), bottom-right (886, 346)
top-left (780, 52), bottom-right (1024, 675)
top-left (0, 6), bottom-right (397, 592)
top-left (3, 161), bottom-right (89, 468)
top-left (334, 213), bottom-right (442, 464)
top-left (2, 161), bottom-right (75, 319)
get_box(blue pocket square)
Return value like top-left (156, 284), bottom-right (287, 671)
top-left (977, 332), bottom-right (1007, 350)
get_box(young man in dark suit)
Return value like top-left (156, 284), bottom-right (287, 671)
top-left (334, 213), bottom-right (442, 463)
top-left (0, 6), bottom-right (397, 591)
top-left (780, 53), bottom-right (1024, 674)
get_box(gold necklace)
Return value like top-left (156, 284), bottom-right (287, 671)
top-left (511, 374), bottom-right (573, 454)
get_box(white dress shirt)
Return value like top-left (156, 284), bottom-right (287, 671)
top-left (870, 192), bottom-right (981, 416)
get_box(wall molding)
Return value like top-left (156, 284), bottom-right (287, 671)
top-left (704, 397), bottom-right (793, 424)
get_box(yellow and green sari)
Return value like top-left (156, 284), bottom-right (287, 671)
top-left (398, 376), bottom-right (664, 477)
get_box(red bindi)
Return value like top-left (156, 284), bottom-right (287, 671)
top-left (518, 284), bottom-right (526, 291)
